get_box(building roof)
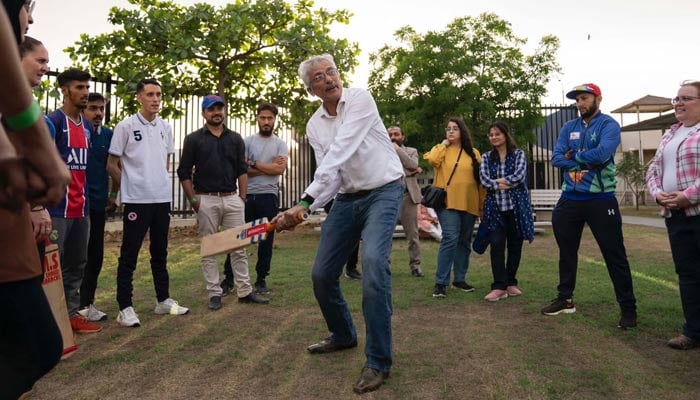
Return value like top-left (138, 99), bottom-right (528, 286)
top-left (620, 113), bottom-right (677, 132)
top-left (611, 95), bottom-right (673, 114)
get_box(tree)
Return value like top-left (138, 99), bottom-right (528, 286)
top-left (66, 0), bottom-right (359, 126)
top-left (617, 151), bottom-right (647, 210)
top-left (368, 13), bottom-right (560, 154)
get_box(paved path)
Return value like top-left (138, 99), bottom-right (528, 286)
top-left (621, 215), bottom-right (665, 228)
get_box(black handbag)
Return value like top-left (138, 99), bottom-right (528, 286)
top-left (421, 148), bottom-right (462, 210)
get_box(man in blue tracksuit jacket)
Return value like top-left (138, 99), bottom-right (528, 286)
top-left (541, 83), bottom-right (637, 330)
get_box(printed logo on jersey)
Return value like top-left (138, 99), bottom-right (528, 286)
top-left (64, 117), bottom-right (89, 218)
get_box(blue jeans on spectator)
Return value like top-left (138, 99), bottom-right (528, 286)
top-left (311, 181), bottom-right (403, 373)
top-left (435, 209), bottom-right (476, 286)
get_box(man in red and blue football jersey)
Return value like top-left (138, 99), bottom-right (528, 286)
top-left (47, 68), bottom-right (101, 334)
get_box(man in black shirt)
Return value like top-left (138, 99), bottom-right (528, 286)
top-left (177, 95), bottom-right (269, 310)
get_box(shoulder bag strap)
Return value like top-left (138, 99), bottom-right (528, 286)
top-left (444, 148), bottom-right (463, 187)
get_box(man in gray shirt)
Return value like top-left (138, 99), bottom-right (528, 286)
top-left (222, 103), bottom-right (288, 295)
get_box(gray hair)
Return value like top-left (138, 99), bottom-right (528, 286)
top-left (298, 54), bottom-right (337, 89)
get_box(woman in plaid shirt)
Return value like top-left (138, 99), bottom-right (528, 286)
top-left (646, 80), bottom-right (700, 350)
top-left (479, 121), bottom-right (534, 302)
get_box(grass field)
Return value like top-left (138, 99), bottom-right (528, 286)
top-left (32, 219), bottom-right (700, 400)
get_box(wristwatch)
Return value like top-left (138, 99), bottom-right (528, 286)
top-left (250, 160), bottom-right (257, 169)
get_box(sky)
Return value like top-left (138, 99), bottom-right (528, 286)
top-left (29, 0), bottom-right (699, 117)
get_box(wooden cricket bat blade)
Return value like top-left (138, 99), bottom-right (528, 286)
top-left (200, 218), bottom-right (272, 258)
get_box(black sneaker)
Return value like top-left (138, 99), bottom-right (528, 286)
top-left (618, 309), bottom-right (637, 329)
top-left (220, 281), bottom-right (234, 297)
top-left (541, 298), bottom-right (576, 315)
top-left (345, 268), bottom-right (362, 280)
top-left (432, 284), bottom-right (447, 298)
top-left (254, 281), bottom-right (270, 295)
top-left (208, 295), bottom-right (222, 311)
top-left (452, 281), bottom-right (475, 292)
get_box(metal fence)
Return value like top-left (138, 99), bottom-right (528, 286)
top-left (40, 71), bottom-right (572, 216)
top-left (40, 71), bottom-right (314, 216)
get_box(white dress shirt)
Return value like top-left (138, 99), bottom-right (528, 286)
top-left (304, 87), bottom-right (403, 211)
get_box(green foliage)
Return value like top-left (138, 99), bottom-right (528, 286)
top-left (65, 0), bottom-right (359, 127)
top-left (617, 151), bottom-right (648, 209)
top-left (368, 13), bottom-right (560, 154)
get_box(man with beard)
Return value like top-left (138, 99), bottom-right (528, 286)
top-left (47, 68), bottom-right (102, 334)
top-left (108, 79), bottom-right (190, 327)
top-left (388, 125), bottom-right (424, 277)
top-left (178, 95), bottom-right (269, 311)
top-left (221, 102), bottom-right (288, 295)
top-left (541, 83), bottom-right (637, 330)
top-left (79, 92), bottom-right (118, 322)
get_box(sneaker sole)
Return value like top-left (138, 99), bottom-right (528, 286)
top-left (454, 287), bottom-right (475, 292)
top-left (542, 307), bottom-right (576, 316)
top-left (73, 328), bottom-right (102, 334)
top-left (485, 294), bottom-right (508, 302)
top-left (432, 294), bottom-right (446, 298)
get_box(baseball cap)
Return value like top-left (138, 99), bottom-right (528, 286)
top-left (201, 94), bottom-right (225, 110)
top-left (565, 83), bottom-right (602, 100)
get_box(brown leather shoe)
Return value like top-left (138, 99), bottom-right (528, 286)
top-left (667, 334), bottom-right (698, 350)
top-left (307, 336), bottom-right (357, 354)
top-left (353, 367), bottom-right (389, 394)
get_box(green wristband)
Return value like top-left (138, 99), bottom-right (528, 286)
top-left (189, 197), bottom-right (198, 206)
top-left (299, 200), bottom-right (310, 210)
top-left (109, 191), bottom-right (118, 198)
top-left (5, 100), bottom-right (41, 131)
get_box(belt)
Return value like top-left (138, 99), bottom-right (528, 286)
top-left (339, 178), bottom-right (403, 199)
top-left (195, 191), bottom-right (235, 197)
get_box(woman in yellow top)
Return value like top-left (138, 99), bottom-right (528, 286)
top-left (424, 117), bottom-right (485, 298)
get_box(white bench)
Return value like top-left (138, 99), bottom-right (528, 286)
top-left (530, 189), bottom-right (561, 222)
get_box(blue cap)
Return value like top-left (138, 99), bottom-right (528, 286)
top-left (201, 94), bottom-right (225, 110)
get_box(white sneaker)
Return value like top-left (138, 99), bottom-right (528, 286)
top-left (117, 306), bottom-right (141, 327)
top-left (154, 298), bottom-right (189, 315)
top-left (78, 304), bottom-right (108, 322)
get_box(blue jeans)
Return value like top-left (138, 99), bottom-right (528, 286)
top-left (435, 209), bottom-right (476, 286)
top-left (312, 181), bottom-right (403, 373)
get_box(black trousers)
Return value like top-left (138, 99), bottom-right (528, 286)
top-left (489, 210), bottom-right (523, 290)
top-left (551, 196), bottom-right (636, 310)
top-left (81, 210), bottom-right (106, 308)
top-left (666, 211), bottom-right (700, 340)
top-left (116, 203), bottom-right (170, 310)
top-left (0, 276), bottom-right (62, 399)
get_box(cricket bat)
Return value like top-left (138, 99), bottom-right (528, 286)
top-left (200, 212), bottom-right (308, 258)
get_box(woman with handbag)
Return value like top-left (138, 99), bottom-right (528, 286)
top-left (478, 121), bottom-right (534, 302)
top-left (424, 117), bottom-right (485, 298)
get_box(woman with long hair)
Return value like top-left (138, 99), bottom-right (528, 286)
top-left (479, 121), bottom-right (534, 301)
top-left (424, 117), bottom-right (485, 298)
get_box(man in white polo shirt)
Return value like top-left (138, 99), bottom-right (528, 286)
top-left (107, 78), bottom-right (189, 327)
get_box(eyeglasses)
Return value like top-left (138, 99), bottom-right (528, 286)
top-left (445, 126), bottom-right (460, 132)
top-left (671, 96), bottom-right (700, 105)
top-left (311, 67), bottom-right (338, 83)
top-left (24, 0), bottom-right (35, 14)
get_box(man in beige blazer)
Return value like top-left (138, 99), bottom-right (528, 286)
top-left (388, 126), bottom-right (424, 277)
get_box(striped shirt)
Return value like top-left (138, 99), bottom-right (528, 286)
top-left (646, 122), bottom-right (700, 217)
